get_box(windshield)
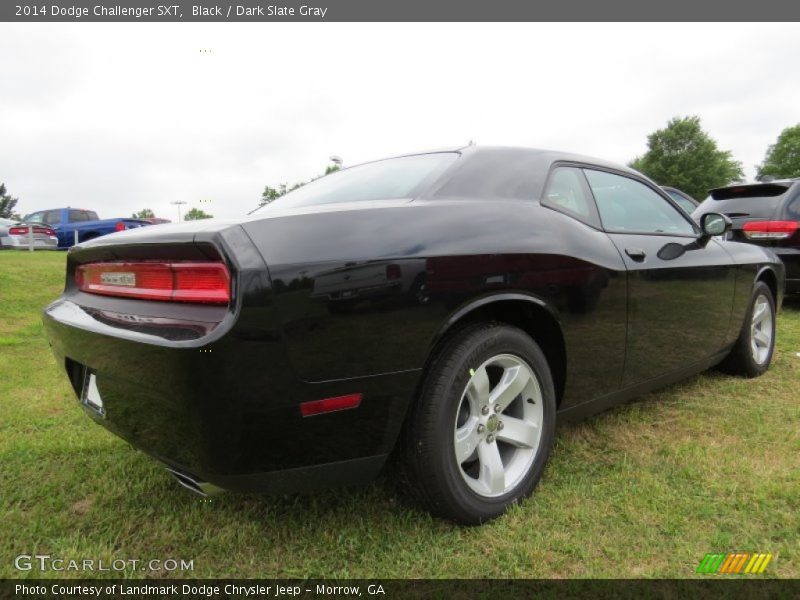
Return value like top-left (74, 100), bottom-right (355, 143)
top-left (259, 153), bottom-right (458, 211)
top-left (666, 190), bottom-right (696, 213)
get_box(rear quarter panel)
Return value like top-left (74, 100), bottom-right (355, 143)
top-left (242, 200), bottom-right (629, 410)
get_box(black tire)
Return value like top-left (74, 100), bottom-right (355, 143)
top-left (403, 322), bottom-right (556, 525)
top-left (719, 281), bottom-right (776, 378)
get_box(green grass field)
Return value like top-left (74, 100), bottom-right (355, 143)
top-left (1, 251), bottom-right (798, 579)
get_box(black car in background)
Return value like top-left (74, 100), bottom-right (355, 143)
top-left (662, 186), bottom-right (699, 214)
top-left (693, 180), bottom-right (800, 293)
top-left (42, 147), bottom-right (784, 524)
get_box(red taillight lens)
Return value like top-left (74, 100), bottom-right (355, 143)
top-left (9, 225), bottom-right (53, 235)
top-left (75, 262), bottom-right (231, 304)
top-left (742, 220), bottom-right (799, 240)
top-left (114, 221), bottom-right (127, 232)
top-left (299, 393), bottom-right (362, 417)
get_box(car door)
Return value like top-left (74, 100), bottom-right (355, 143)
top-left (583, 168), bottom-right (736, 387)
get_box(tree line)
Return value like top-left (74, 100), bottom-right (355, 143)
top-left (630, 117), bottom-right (800, 200)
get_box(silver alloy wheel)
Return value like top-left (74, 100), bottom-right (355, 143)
top-left (453, 354), bottom-right (544, 498)
top-left (750, 294), bottom-right (774, 365)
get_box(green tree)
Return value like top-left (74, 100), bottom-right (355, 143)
top-left (184, 208), bottom-right (213, 220)
top-left (132, 208), bottom-right (155, 219)
top-left (629, 116), bottom-right (744, 200)
top-left (0, 183), bottom-right (20, 219)
top-left (259, 163), bottom-right (342, 207)
top-left (260, 182), bottom-right (304, 206)
top-left (756, 124), bottom-right (800, 180)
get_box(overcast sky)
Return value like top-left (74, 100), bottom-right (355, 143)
top-left (2, 23), bottom-right (799, 220)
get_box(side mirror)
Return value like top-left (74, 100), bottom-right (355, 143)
top-left (699, 212), bottom-right (731, 245)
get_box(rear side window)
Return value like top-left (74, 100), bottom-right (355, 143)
top-left (584, 170), bottom-right (696, 235)
top-left (69, 210), bottom-right (90, 222)
top-left (541, 167), bottom-right (600, 227)
top-left (263, 153), bottom-right (458, 210)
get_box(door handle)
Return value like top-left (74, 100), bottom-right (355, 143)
top-left (625, 247), bottom-right (647, 262)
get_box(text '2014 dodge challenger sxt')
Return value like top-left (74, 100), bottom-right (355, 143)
top-left (43, 146), bottom-right (785, 524)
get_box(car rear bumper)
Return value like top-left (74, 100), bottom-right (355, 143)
top-left (42, 292), bottom-right (416, 496)
top-left (41, 228), bottom-right (418, 494)
top-left (1, 235), bottom-right (59, 249)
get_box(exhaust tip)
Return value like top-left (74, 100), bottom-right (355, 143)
top-left (166, 468), bottom-right (225, 497)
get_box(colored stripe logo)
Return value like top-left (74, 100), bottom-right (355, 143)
top-left (696, 553), bottom-right (772, 574)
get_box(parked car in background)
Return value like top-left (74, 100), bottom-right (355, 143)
top-left (0, 217), bottom-right (15, 242)
top-left (42, 147), bottom-right (784, 525)
top-left (662, 186), bottom-right (699, 214)
top-left (0, 217), bottom-right (58, 250)
top-left (22, 208), bottom-right (151, 249)
top-left (143, 218), bottom-right (172, 225)
top-left (693, 180), bottom-right (800, 293)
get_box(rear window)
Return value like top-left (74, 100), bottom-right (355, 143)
top-left (25, 210), bottom-right (61, 225)
top-left (710, 183), bottom-right (791, 201)
top-left (703, 183), bottom-right (795, 218)
top-left (261, 153), bottom-right (458, 211)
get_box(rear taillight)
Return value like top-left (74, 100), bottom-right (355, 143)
top-left (9, 225), bottom-right (53, 235)
top-left (742, 220), bottom-right (799, 240)
top-left (75, 262), bottom-right (231, 304)
top-left (114, 221), bottom-right (127, 232)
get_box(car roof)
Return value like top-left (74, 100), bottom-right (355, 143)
top-left (461, 145), bottom-right (640, 174)
top-left (361, 145), bottom-right (640, 177)
top-left (424, 145), bottom-right (652, 202)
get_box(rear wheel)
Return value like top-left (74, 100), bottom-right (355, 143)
top-left (403, 323), bottom-right (556, 525)
top-left (719, 281), bottom-right (776, 377)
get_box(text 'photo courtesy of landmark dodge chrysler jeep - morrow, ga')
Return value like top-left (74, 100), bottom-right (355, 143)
top-left (42, 146), bottom-right (784, 524)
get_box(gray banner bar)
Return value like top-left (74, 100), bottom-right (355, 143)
top-left (2, 0), bottom-right (798, 22)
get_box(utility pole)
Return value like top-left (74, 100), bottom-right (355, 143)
top-left (170, 200), bottom-right (187, 222)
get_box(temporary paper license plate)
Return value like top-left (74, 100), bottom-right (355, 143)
top-left (81, 372), bottom-right (106, 417)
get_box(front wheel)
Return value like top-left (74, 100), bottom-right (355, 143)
top-left (719, 281), bottom-right (776, 377)
top-left (403, 323), bottom-right (556, 525)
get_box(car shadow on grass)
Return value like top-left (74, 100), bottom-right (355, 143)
top-left (781, 295), bottom-right (800, 311)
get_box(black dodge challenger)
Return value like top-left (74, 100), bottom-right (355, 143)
top-left (43, 146), bottom-right (784, 524)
